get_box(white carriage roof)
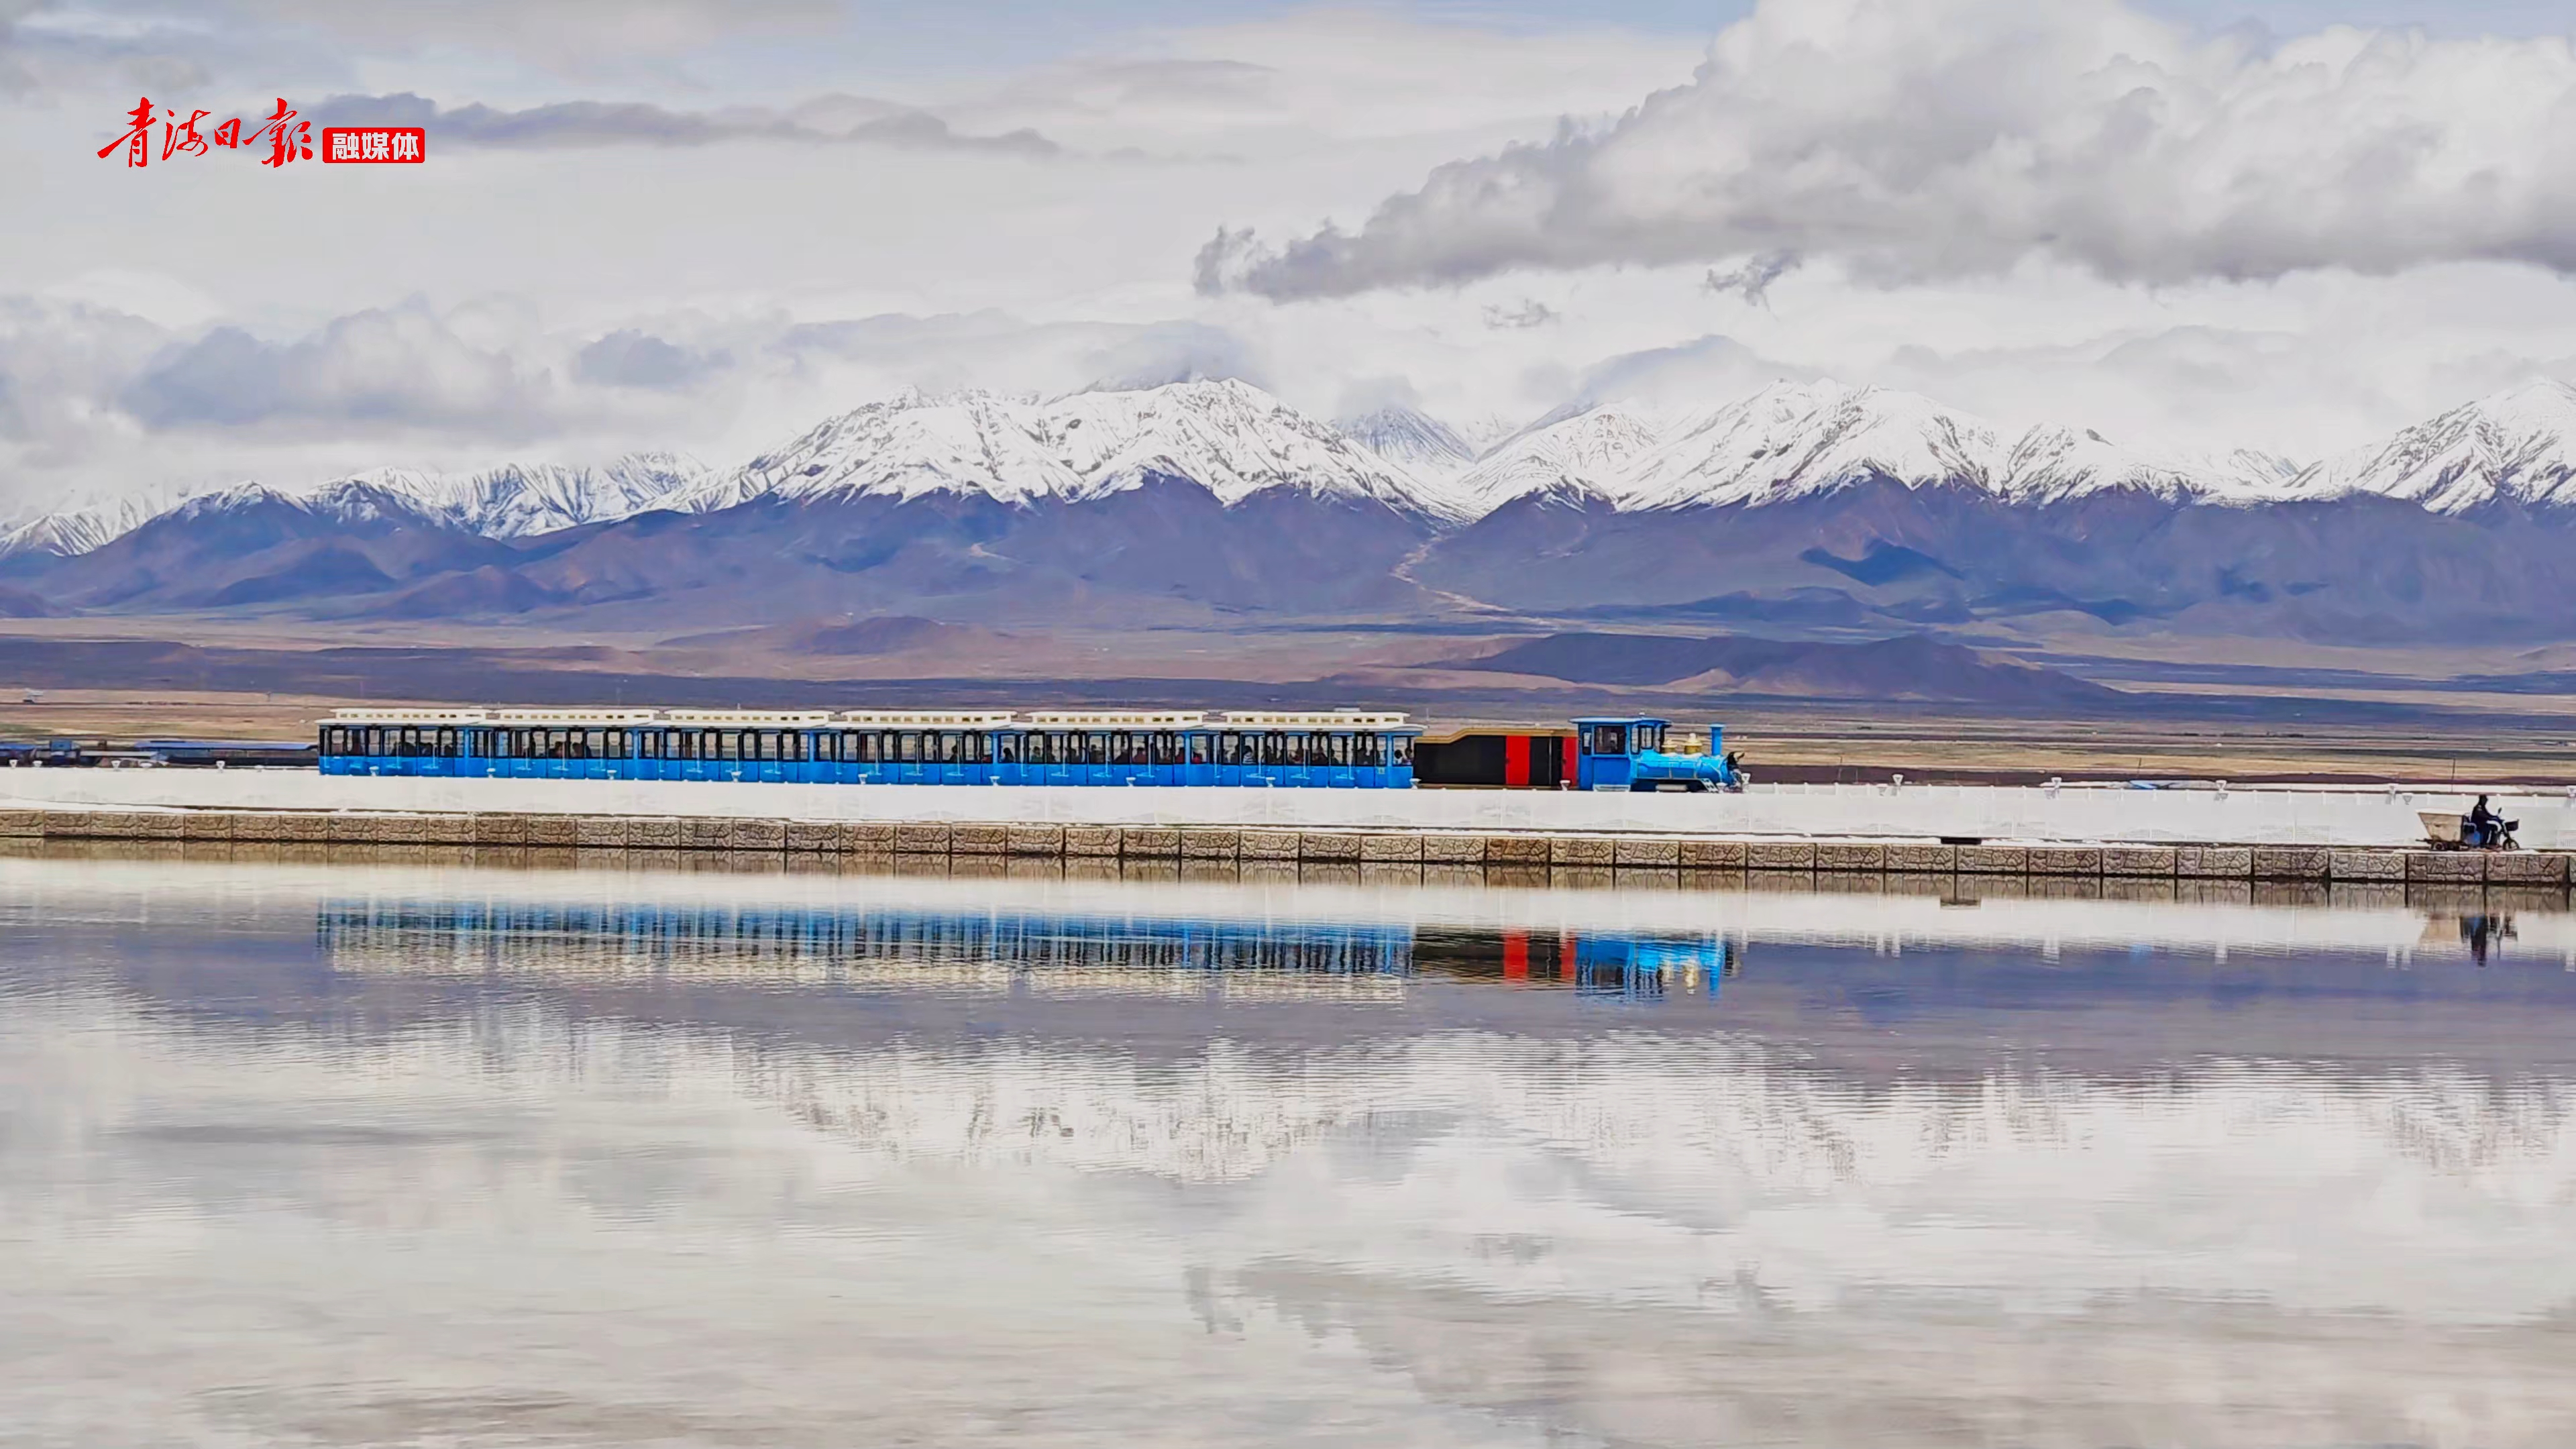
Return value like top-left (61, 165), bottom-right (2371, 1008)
top-left (1218, 710), bottom-right (1415, 730)
top-left (490, 708), bottom-right (663, 725)
top-left (1020, 710), bottom-right (1210, 728)
top-left (329, 708), bottom-right (490, 724)
top-left (839, 710), bottom-right (1020, 727)
top-left (660, 709), bottom-right (835, 725)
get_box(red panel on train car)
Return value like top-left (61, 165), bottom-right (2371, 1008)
top-left (1504, 733), bottom-right (1530, 787)
top-left (1502, 931), bottom-right (1529, 981)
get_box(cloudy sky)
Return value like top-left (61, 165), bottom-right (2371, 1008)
top-left (5, 0), bottom-right (2575, 511)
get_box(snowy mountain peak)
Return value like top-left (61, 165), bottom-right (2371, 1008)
top-left (1610, 380), bottom-right (2001, 511)
top-left (1454, 382), bottom-right (2319, 517)
top-left (713, 380), bottom-right (1461, 520)
top-left (0, 482), bottom-right (223, 559)
top-left (2294, 378), bottom-right (2576, 514)
top-left (0, 453), bottom-right (715, 560)
top-left (1336, 406), bottom-right (1476, 480)
top-left (1448, 402), bottom-right (1667, 515)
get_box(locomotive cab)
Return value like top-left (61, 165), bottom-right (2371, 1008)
top-left (1573, 715), bottom-right (1741, 792)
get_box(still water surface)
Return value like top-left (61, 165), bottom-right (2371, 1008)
top-left (5, 850), bottom-right (2576, 1448)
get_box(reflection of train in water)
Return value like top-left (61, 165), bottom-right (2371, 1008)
top-left (315, 898), bottom-right (1736, 1002)
top-left (315, 709), bottom-right (1745, 792)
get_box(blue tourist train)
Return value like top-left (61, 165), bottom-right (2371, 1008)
top-left (315, 707), bottom-right (1745, 791)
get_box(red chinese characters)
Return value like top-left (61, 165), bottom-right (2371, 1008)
top-left (321, 127), bottom-right (427, 164)
top-left (246, 99), bottom-right (311, 167)
top-left (101, 97), bottom-right (414, 169)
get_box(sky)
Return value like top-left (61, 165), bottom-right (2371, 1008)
top-left (4, 0), bottom-right (2576, 511)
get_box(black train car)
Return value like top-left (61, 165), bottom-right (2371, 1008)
top-left (1412, 728), bottom-right (1576, 788)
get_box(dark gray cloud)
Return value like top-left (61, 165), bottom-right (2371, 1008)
top-left (1194, 0), bottom-right (2576, 300)
top-left (574, 330), bottom-right (729, 390)
top-left (1705, 252), bottom-right (1800, 309)
top-left (305, 92), bottom-right (1063, 157)
top-left (1482, 299), bottom-right (1559, 329)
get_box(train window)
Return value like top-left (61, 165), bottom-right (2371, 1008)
top-left (582, 730), bottom-right (604, 759)
top-left (1217, 732), bottom-right (1243, 765)
top-left (890, 732), bottom-right (915, 763)
top-left (1637, 724), bottom-right (1665, 751)
top-left (1189, 733), bottom-right (1212, 765)
top-left (996, 734), bottom-right (1018, 765)
top-left (710, 731), bottom-right (733, 761)
top-left (1587, 725), bottom-right (1625, 755)
top-left (965, 733), bottom-right (989, 765)
top-left (1391, 737), bottom-right (1413, 767)
top-left (1353, 732), bottom-right (1377, 765)
top-left (1087, 732), bottom-right (1110, 767)
top-left (1256, 732), bottom-right (1282, 767)
top-left (811, 733), bottom-right (834, 763)
top-left (847, 732), bottom-right (874, 764)
top-left (437, 728), bottom-right (457, 757)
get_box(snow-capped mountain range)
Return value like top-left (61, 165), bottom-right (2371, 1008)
top-left (684, 380), bottom-right (1448, 519)
top-left (6, 376), bottom-right (2575, 563)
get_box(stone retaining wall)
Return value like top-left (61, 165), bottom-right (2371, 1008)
top-left (1, 807), bottom-right (2570, 886)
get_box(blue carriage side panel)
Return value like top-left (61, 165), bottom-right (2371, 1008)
top-left (319, 705), bottom-right (1426, 789)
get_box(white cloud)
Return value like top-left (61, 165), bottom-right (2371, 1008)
top-left (1197, 0), bottom-right (2576, 299)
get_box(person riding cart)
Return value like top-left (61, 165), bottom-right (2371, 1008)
top-left (2467, 795), bottom-right (2505, 849)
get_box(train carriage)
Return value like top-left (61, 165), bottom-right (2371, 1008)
top-left (318, 706), bottom-right (1424, 788)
